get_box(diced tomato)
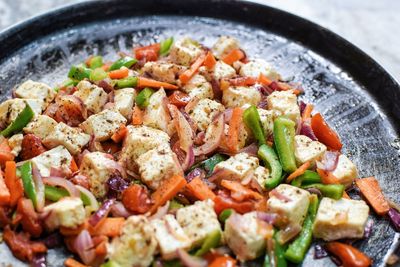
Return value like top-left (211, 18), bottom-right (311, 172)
top-left (311, 113), bottom-right (342, 151)
top-left (214, 190), bottom-right (255, 215)
top-left (134, 43), bottom-right (160, 62)
top-left (16, 198), bottom-right (43, 237)
top-left (20, 134), bottom-right (46, 160)
top-left (122, 184), bottom-right (151, 214)
top-left (168, 91), bottom-right (191, 107)
top-left (209, 255), bottom-right (237, 267)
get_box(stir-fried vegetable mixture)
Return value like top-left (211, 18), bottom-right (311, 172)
top-left (0, 35), bottom-right (398, 267)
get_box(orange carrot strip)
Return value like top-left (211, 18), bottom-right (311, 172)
top-left (0, 140), bottom-right (14, 164)
top-left (60, 221), bottom-right (88, 236)
top-left (95, 240), bottom-right (107, 256)
top-left (356, 177), bottom-right (390, 216)
top-left (222, 49), bottom-right (245, 65)
top-left (150, 175), bottom-right (187, 214)
top-left (286, 161), bottom-right (311, 182)
top-left (111, 124), bottom-right (128, 143)
top-left (203, 51), bottom-right (217, 69)
top-left (5, 161), bottom-right (23, 207)
top-left (131, 106), bottom-right (143, 125)
top-left (89, 217), bottom-right (125, 237)
top-left (186, 176), bottom-right (216, 201)
top-left (226, 107), bottom-right (244, 153)
top-left (220, 180), bottom-right (263, 200)
top-left (70, 159), bottom-right (79, 173)
top-left (316, 168), bottom-right (340, 185)
top-left (292, 89), bottom-right (302, 95)
top-left (179, 54), bottom-right (206, 84)
top-left (258, 73), bottom-right (273, 86)
top-left (302, 104), bottom-right (314, 120)
top-left (0, 172), bottom-right (10, 206)
top-left (138, 77), bottom-right (178, 90)
top-left (64, 258), bottom-right (88, 267)
top-left (108, 68), bottom-right (129, 79)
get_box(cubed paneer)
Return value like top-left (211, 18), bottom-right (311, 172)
top-left (80, 152), bottom-right (124, 198)
top-left (136, 145), bottom-right (182, 190)
top-left (294, 135), bottom-right (327, 166)
top-left (43, 197), bottom-right (86, 229)
top-left (331, 154), bottom-right (358, 188)
top-left (239, 59), bottom-right (280, 80)
top-left (212, 36), bottom-right (240, 59)
top-left (73, 80), bottom-right (108, 114)
top-left (80, 109), bottom-right (127, 141)
top-left (43, 122), bottom-right (90, 155)
top-left (7, 134), bottom-right (23, 157)
top-left (176, 200), bottom-right (222, 246)
top-left (169, 37), bottom-right (203, 66)
top-left (253, 166), bottom-right (270, 189)
top-left (113, 88), bottom-right (136, 119)
top-left (214, 153), bottom-right (259, 182)
top-left (0, 99), bottom-right (44, 129)
top-left (182, 74), bottom-right (213, 100)
top-left (188, 98), bottom-right (225, 131)
top-left (143, 88), bottom-right (174, 135)
top-left (212, 61), bottom-right (236, 81)
top-left (150, 214), bottom-right (192, 260)
top-left (222, 86), bottom-right (261, 108)
top-left (108, 216), bottom-right (157, 267)
top-left (31, 146), bottom-right (72, 177)
top-left (119, 125), bottom-right (170, 171)
top-left (15, 80), bottom-right (56, 105)
top-left (313, 197), bottom-right (369, 241)
top-left (224, 212), bottom-right (265, 261)
top-left (267, 184), bottom-right (310, 227)
top-left (142, 62), bottom-right (185, 84)
top-left (267, 91), bottom-right (300, 122)
top-left (23, 115), bottom-right (57, 139)
top-left (258, 108), bottom-right (274, 138)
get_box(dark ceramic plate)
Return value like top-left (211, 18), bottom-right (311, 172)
top-left (0, 0), bottom-right (399, 266)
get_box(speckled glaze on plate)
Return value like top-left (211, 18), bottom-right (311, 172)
top-left (0, 0), bottom-right (399, 266)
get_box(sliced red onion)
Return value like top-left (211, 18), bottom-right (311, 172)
top-left (76, 185), bottom-right (99, 211)
top-left (193, 114), bottom-right (224, 156)
top-left (317, 151), bottom-right (340, 172)
top-left (276, 223), bottom-right (302, 244)
top-left (42, 232), bottom-right (63, 248)
top-left (314, 244), bottom-right (329, 259)
top-left (168, 104), bottom-right (194, 154)
top-left (89, 199), bottom-right (115, 227)
top-left (257, 212), bottom-right (278, 224)
top-left (74, 230), bottom-right (96, 265)
top-left (388, 199), bottom-right (400, 213)
top-left (49, 166), bottom-right (70, 178)
top-left (194, 131), bottom-right (206, 146)
top-left (270, 189), bottom-right (292, 202)
top-left (32, 165), bottom-right (45, 212)
top-left (388, 208), bottom-right (400, 231)
top-left (238, 143), bottom-right (258, 157)
top-left (364, 219), bottom-right (374, 238)
top-left (43, 177), bottom-right (80, 198)
top-left (184, 96), bottom-right (200, 114)
top-left (106, 175), bottom-right (129, 199)
top-left (181, 146), bottom-right (195, 171)
top-left (110, 201), bottom-right (132, 218)
top-left (295, 118), bottom-right (302, 135)
top-left (97, 79), bottom-right (114, 93)
top-left (210, 79), bottom-right (222, 100)
top-left (181, 109), bottom-right (198, 133)
top-left (299, 101), bottom-right (307, 116)
top-left (250, 178), bottom-right (264, 193)
top-left (103, 102), bottom-right (115, 110)
top-left (222, 108), bottom-right (233, 122)
top-left (176, 248), bottom-right (207, 267)
top-left (305, 187), bottom-right (322, 197)
top-left (31, 253), bottom-right (46, 267)
top-left (186, 168), bottom-right (206, 183)
top-left (149, 201), bottom-right (170, 221)
top-left (300, 121), bottom-right (318, 141)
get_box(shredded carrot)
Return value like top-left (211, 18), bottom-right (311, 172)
top-left (186, 176), bottom-right (216, 201)
top-left (220, 180), bottom-right (263, 201)
top-left (342, 191), bottom-right (351, 199)
top-left (179, 53), bottom-right (206, 84)
top-left (64, 258), bottom-right (88, 267)
top-left (138, 77), bottom-right (178, 90)
top-left (316, 168), bottom-right (340, 184)
top-left (131, 106), bottom-right (143, 125)
top-left (355, 177), bottom-right (390, 216)
top-left (226, 107), bottom-right (244, 153)
top-left (5, 161), bottom-right (23, 207)
top-left (0, 171), bottom-right (10, 206)
top-left (108, 68), bottom-right (129, 79)
top-left (89, 217), bottom-right (125, 237)
top-left (70, 159), bottom-right (79, 173)
top-left (292, 89), bottom-right (302, 95)
top-left (60, 221), bottom-right (88, 236)
top-left (111, 124), bottom-right (128, 143)
top-left (0, 140), bottom-right (14, 164)
top-left (286, 161), bottom-right (311, 182)
top-left (302, 104), bottom-right (314, 120)
top-left (150, 174), bottom-right (187, 214)
top-left (258, 73), bottom-right (273, 86)
top-left (203, 51), bottom-right (217, 69)
top-left (222, 49), bottom-right (245, 65)
top-left (95, 240), bottom-right (108, 256)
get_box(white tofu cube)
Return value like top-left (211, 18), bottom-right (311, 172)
top-left (43, 197), bottom-right (86, 229)
top-left (0, 99), bottom-right (44, 129)
top-left (313, 197), bottom-right (369, 241)
top-left (224, 212), bottom-right (265, 261)
top-left (258, 108), bottom-right (274, 138)
top-left (239, 59), bottom-right (280, 80)
top-left (80, 152), bottom-right (123, 198)
top-left (214, 153), bottom-right (259, 182)
top-left (169, 37), bottom-right (203, 66)
top-left (108, 215), bottom-right (157, 267)
top-left (253, 166), bottom-right (270, 189)
top-left (15, 80), bottom-right (56, 105)
top-left (267, 91), bottom-right (300, 122)
top-left (212, 61), bottom-right (236, 81)
top-left (142, 62), bottom-right (185, 84)
top-left (212, 36), bottom-right (240, 59)
top-left (113, 88), bottom-right (136, 119)
top-left (176, 200), bottom-right (222, 246)
top-left (188, 98), bottom-right (225, 132)
top-left (182, 74), bottom-right (213, 100)
top-left (31, 146), bottom-right (72, 177)
top-left (294, 135), bottom-right (327, 166)
top-left (119, 125), bottom-right (170, 171)
top-left (136, 145), bottom-right (182, 190)
top-left (143, 88), bottom-right (174, 135)
top-left (7, 134), bottom-right (23, 157)
top-left (331, 154), bottom-right (358, 187)
top-left (73, 80), bottom-right (108, 114)
top-left (222, 86), bottom-right (261, 108)
top-left (150, 214), bottom-right (192, 260)
top-left (23, 115), bottom-right (57, 139)
top-left (80, 109), bottom-right (127, 141)
top-left (267, 184), bottom-right (310, 227)
top-left (43, 122), bottom-right (90, 155)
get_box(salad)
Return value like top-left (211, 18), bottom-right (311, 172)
top-left (0, 35), bottom-right (398, 267)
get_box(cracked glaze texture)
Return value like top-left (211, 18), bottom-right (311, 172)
top-left (0, 1), bottom-right (399, 266)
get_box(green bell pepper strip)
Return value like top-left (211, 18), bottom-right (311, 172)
top-left (291, 170), bottom-right (321, 187)
top-left (68, 65), bottom-right (92, 81)
top-left (284, 194), bottom-right (319, 263)
top-left (302, 183), bottom-right (344, 200)
top-left (190, 154), bottom-right (227, 176)
top-left (100, 260), bottom-right (121, 267)
top-left (169, 199), bottom-right (184, 210)
top-left (88, 56), bottom-right (103, 69)
top-left (258, 144), bottom-right (283, 189)
top-left (273, 117), bottom-right (297, 173)
top-left (90, 68), bottom-right (108, 81)
top-left (44, 185), bottom-right (91, 205)
top-left (117, 76), bottom-right (138, 88)
top-left (1, 104), bottom-right (34, 137)
top-left (109, 57), bottom-right (137, 71)
top-left (20, 162), bottom-right (38, 208)
top-left (264, 231), bottom-right (288, 267)
top-left (243, 105), bottom-right (266, 145)
top-left (159, 37), bottom-right (174, 56)
top-left (194, 230), bottom-right (221, 256)
top-left (136, 87), bottom-right (154, 108)
top-left (218, 208), bottom-right (234, 223)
